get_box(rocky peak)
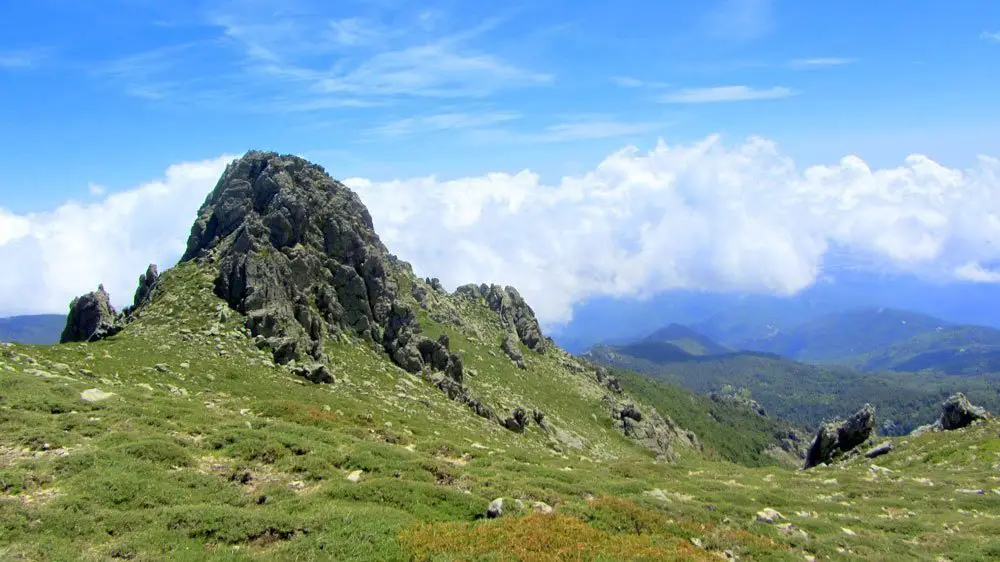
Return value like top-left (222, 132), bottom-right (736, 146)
top-left (60, 285), bottom-right (122, 343)
top-left (180, 150), bottom-right (418, 367)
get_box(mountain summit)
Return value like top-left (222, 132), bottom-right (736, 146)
top-left (180, 151), bottom-right (487, 371)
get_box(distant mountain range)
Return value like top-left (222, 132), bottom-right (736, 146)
top-left (722, 308), bottom-right (1000, 376)
top-left (586, 319), bottom-right (1000, 434)
top-left (552, 272), bottom-right (1000, 354)
top-left (0, 314), bottom-right (65, 345)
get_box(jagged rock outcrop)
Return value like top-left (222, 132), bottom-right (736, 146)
top-left (939, 392), bottom-right (988, 430)
top-left (603, 396), bottom-right (698, 461)
top-left (503, 407), bottom-right (529, 433)
top-left (455, 283), bottom-right (547, 352)
top-left (803, 403), bottom-right (876, 469)
top-left (60, 285), bottom-right (124, 343)
top-left (594, 366), bottom-right (622, 393)
top-left (501, 332), bottom-right (526, 369)
top-left (179, 151), bottom-right (431, 370)
top-left (708, 390), bottom-right (767, 417)
top-left (60, 263), bottom-right (163, 344)
top-left (132, 264), bottom-right (159, 310)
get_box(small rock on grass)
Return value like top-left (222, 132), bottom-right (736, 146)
top-left (756, 508), bottom-right (785, 523)
top-left (80, 388), bottom-right (115, 403)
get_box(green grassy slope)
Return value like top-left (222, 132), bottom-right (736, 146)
top-left (3, 262), bottom-right (1000, 561)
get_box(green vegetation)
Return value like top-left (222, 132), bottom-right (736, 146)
top-left (639, 324), bottom-right (731, 357)
top-left (589, 346), bottom-right (1000, 434)
top-left (2, 262), bottom-right (999, 561)
top-left (610, 369), bottom-right (805, 468)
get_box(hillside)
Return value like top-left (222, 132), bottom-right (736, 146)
top-left (734, 308), bottom-right (951, 363)
top-left (3, 151), bottom-right (998, 561)
top-left (0, 314), bottom-right (65, 344)
top-left (639, 324), bottom-right (731, 357)
top-left (587, 345), bottom-right (1000, 435)
top-left (725, 308), bottom-right (1000, 377)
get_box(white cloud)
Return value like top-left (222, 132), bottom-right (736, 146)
top-left (0, 156), bottom-right (233, 316)
top-left (659, 85), bottom-right (796, 103)
top-left (981, 31), bottom-right (1000, 43)
top-left (4, 139), bottom-right (1000, 331)
top-left (789, 58), bottom-right (856, 68)
top-left (955, 262), bottom-right (1000, 283)
top-left (88, 183), bottom-right (106, 196)
top-left (347, 139), bottom-right (1000, 325)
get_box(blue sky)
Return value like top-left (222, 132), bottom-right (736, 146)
top-left (2, 0), bottom-right (1000, 324)
top-left (3, 0), bottom-right (1000, 213)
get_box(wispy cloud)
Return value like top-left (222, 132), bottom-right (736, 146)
top-left (610, 76), bottom-right (671, 89)
top-left (659, 85), bottom-right (797, 103)
top-left (371, 111), bottom-right (522, 137)
top-left (97, 5), bottom-right (550, 111)
top-left (611, 76), bottom-right (646, 88)
top-left (703, 0), bottom-right (776, 42)
top-left (212, 8), bottom-right (550, 100)
top-left (981, 31), bottom-right (1000, 43)
top-left (789, 57), bottom-right (856, 68)
top-left (470, 116), bottom-right (671, 144)
top-left (0, 48), bottom-right (49, 70)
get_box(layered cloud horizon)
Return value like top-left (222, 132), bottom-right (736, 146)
top-left (2, 135), bottom-right (999, 326)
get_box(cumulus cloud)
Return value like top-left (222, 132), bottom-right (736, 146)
top-left (3, 139), bottom-right (1000, 329)
top-left (0, 156), bottom-right (233, 316)
top-left (348, 140), bottom-right (1000, 324)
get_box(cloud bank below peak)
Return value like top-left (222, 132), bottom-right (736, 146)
top-left (2, 138), bottom-right (999, 326)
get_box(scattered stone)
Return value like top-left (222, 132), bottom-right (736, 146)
top-left (532, 501), bottom-right (554, 514)
top-left (346, 470), bottom-right (363, 483)
top-left (870, 464), bottom-right (893, 474)
top-left (865, 442), bottom-right (893, 459)
top-left (292, 363), bottom-right (334, 384)
top-left (956, 489), bottom-right (985, 495)
top-left (80, 388), bottom-right (115, 403)
top-left (841, 527), bottom-right (857, 536)
top-left (487, 498), bottom-right (504, 519)
top-left (756, 508), bottom-right (785, 523)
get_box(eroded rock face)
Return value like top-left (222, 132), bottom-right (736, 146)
top-left (132, 264), bottom-right (159, 310)
top-left (501, 332), bottom-right (526, 369)
top-left (939, 393), bottom-right (988, 430)
top-left (60, 285), bottom-right (123, 343)
top-left (604, 396), bottom-right (697, 461)
top-left (804, 403), bottom-right (876, 469)
top-left (455, 283), bottom-right (547, 352)
top-left (180, 151), bottom-right (427, 369)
